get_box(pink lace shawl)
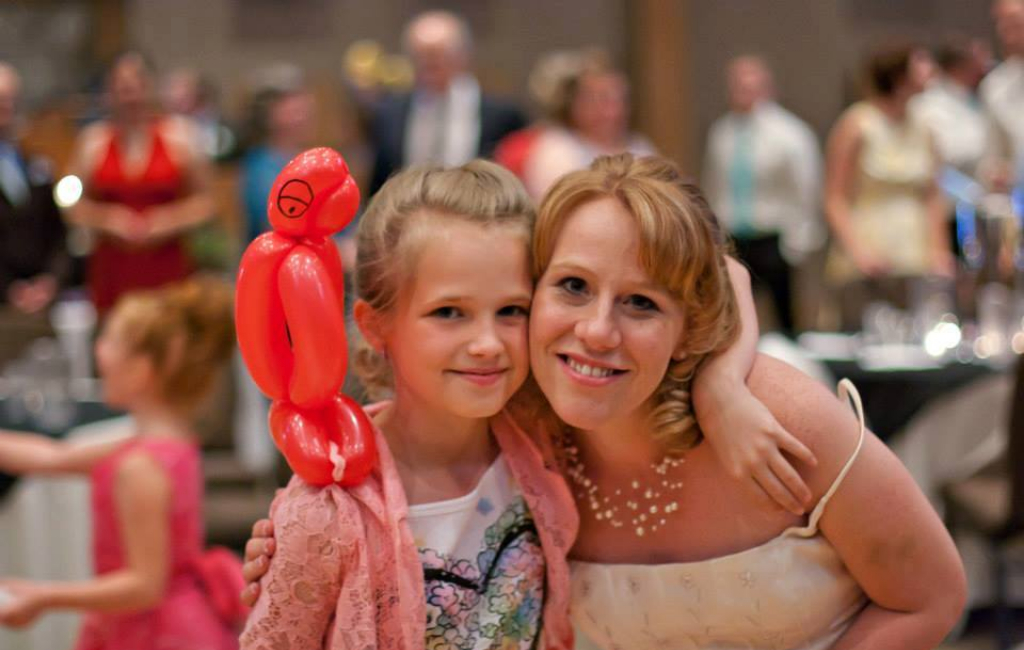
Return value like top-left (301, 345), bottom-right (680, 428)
top-left (239, 405), bottom-right (578, 650)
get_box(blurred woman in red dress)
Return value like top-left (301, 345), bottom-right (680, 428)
top-left (66, 52), bottom-right (214, 314)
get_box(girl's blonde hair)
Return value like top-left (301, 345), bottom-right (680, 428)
top-left (533, 153), bottom-right (739, 452)
top-left (353, 160), bottom-right (535, 400)
top-left (107, 276), bottom-right (235, 413)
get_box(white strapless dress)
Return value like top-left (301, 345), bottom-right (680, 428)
top-left (571, 380), bottom-right (870, 650)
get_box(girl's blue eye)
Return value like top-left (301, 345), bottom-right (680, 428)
top-left (626, 294), bottom-right (658, 311)
top-left (558, 277), bottom-right (587, 295)
top-left (431, 306), bottom-right (462, 319)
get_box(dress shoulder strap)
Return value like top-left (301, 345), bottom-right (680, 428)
top-left (806, 378), bottom-right (867, 530)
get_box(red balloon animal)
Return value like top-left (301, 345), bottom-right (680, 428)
top-left (236, 148), bottom-right (377, 486)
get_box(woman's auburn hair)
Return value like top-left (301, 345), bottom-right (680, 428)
top-left (531, 153), bottom-right (740, 452)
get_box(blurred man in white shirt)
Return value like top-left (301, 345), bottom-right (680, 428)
top-left (912, 38), bottom-right (991, 178)
top-left (981, 0), bottom-right (1024, 189)
top-left (703, 56), bottom-right (823, 334)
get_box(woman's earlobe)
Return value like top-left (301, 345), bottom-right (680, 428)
top-left (671, 339), bottom-right (689, 362)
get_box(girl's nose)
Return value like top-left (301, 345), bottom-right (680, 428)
top-left (467, 321), bottom-right (504, 358)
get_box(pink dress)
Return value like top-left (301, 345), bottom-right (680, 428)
top-left (74, 437), bottom-right (242, 650)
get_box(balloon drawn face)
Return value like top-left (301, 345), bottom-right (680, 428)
top-left (267, 147), bottom-right (361, 238)
top-left (276, 179), bottom-right (314, 219)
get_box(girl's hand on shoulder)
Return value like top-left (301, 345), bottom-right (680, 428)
top-left (240, 519), bottom-right (275, 607)
top-left (701, 384), bottom-right (817, 515)
top-left (0, 579), bottom-right (49, 628)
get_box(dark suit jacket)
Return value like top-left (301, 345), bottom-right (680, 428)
top-left (0, 146), bottom-right (70, 303)
top-left (368, 90), bottom-right (527, 195)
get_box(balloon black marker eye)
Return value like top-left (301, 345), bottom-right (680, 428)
top-left (276, 179), bottom-right (314, 219)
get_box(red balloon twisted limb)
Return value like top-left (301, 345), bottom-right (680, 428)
top-left (236, 148), bottom-right (377, 486)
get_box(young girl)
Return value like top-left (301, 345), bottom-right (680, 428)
top-left (239, 160), bottom-right (817, 650)
top-left (240, 160), bottom-right (578, 650)
top-left (0, 277), bottom-right (244, 650)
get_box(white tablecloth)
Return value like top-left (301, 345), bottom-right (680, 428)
top-left (0, 416), bottom-right (132, 650)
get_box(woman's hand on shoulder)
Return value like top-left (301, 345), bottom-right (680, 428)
top-left (240, 519), bottom-right (275, 607)
top-left (698, 377), bottom-right (817, 515)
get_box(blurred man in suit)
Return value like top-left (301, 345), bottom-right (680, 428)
top-left (0, 62), bottom-right (68, 316)
top-left (368, 10), bottom-right (526, 194)
top-left (0, 61), bottom-right (71, 364)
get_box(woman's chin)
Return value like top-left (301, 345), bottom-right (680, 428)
top-left (550, 401), bottom-right (615, 432)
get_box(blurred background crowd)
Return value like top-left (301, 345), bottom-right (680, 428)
top-left (2, 1), bottom-right (1024, 648)
top-left (0, 1), bottom-right (1021, 350)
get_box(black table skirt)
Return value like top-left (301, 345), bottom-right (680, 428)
top-left (823, 359), bottom-right (995, 441)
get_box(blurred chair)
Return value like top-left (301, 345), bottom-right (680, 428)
top-left (892, 372), bottom-right (1012, 516)
top-left (943, 354), bottom-right (1024, 650)
top-left (196, 355), bottom-right (279, 550)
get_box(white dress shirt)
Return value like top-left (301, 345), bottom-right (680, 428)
top-left (911, 77), bottom-right (987, 176)
top-left (980, 56), bottom-right (1024, 182)
top-left (702, 101), bottom-right (824, 263)
top-left (404, 74), bottom-right (482, 168)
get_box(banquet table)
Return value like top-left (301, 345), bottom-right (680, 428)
top-left (821, 358), bottom-right (995, 441)
top-left (795, 334), bottom-right (1019, 611)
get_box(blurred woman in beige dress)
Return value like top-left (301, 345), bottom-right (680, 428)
top-left (825, 43), bottom-right (952, 327)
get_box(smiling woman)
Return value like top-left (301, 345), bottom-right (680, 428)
top-left (531, 154), bottom-right (965, 650)
top-left (531, 158), bottom-right (738, 450)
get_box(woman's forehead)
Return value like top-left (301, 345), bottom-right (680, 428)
top-left (550, 198), bottom-right (640, 259)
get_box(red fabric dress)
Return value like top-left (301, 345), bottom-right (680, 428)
top-left (87, 122), bottom-right (194, 312)
top-left (74, 436), bottom-right (243, 650)
top-left (493, 126), bottom-right (544, 181)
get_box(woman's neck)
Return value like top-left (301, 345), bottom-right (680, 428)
top-left (871, 94), bottom-right (909, 121)
top-left (114, 111), bottom-right (152, 136)
top-left (268, 133), bottom-right (303, 156)
top-left (581, 130), bottom-right (626, 154)
top-left (572, 404), bottom-right (669, 476)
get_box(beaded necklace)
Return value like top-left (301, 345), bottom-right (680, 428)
top-left (559, 432), bottom-right (686, 538)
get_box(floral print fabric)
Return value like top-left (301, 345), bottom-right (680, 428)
top-left (418, 492), bottom-right (545, 650)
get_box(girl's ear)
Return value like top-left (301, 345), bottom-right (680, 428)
top-left (353, 299), bottom-right (387, 353)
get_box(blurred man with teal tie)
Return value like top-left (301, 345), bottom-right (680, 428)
top-left (703, 56), bottom-right (823, 335)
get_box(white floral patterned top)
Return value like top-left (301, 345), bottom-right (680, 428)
top-left (410, 456), bottom-right (546, 650)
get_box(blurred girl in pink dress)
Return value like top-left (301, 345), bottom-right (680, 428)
top-left (0, 277), bottom-right (245, 650)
